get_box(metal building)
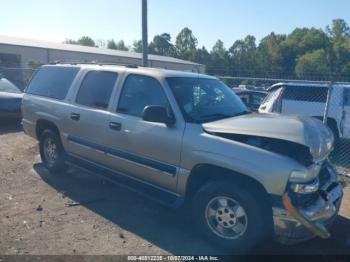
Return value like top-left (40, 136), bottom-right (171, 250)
top-left (0, 35), bottom-right (205, 88)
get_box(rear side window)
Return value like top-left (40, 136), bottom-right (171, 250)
top-left (76, 71), bottom-right (118, 109)
top-left (26, 66), bottom-right (79, 100)
top-left (283, 86), bottom-right (328, 102)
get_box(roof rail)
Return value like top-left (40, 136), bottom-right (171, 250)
top-left (49, 60), bottom-right (139, 68)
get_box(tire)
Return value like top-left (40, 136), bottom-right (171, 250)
top-left (192, 180), bottom-right (272, 252)
top-left (39, 129), bottom-right (68, 173)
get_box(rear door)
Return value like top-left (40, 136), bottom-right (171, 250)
top-left (341, 87), bottom-right (350, 139)
top-left (64, 70), bottom-right (119, 165)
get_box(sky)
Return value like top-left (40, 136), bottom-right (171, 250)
top-left (1, 0), bottom-right (350, 49)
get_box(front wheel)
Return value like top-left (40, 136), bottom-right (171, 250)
top-left (39, 129), bottom-right (68, 173)
top-left (192, 181), bottom-right (272, 252)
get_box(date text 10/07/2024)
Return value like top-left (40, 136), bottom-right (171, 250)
top-left (127, 256), bottom-right (220, 261)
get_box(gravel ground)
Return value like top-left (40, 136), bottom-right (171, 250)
top-left (0, 121), bottom-right (350, 256)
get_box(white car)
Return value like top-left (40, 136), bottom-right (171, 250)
top-left (259, 82), bottom-right (350, 140)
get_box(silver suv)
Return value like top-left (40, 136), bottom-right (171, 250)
top-left (22, 64), bottom-right (343, 251)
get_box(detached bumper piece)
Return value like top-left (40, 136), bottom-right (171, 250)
top-left (273, 164), bottom-right (343, 244)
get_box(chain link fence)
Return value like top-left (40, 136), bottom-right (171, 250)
top-left (220, 76), bottom-right (350, 175)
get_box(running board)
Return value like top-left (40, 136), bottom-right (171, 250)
top-left (65, 154), bottom-right (184, 208)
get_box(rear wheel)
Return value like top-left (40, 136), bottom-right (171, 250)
top-left (39, 129), bottom-right (68, 173)
top-left (192, 181), bottom-right (272, 252)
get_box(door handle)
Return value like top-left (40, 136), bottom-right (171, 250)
top-left (109, 122), bottom-right (122, 131)
top-left (70, 112), bottom-right (80, 121)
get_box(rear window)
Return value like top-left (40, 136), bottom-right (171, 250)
top-left (26, 66), bottom-right (79, 100)
top-left (283, 85), bottom-right (328, 102)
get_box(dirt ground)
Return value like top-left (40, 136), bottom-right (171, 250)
top-left (1, 121), bottom-right (350, 256)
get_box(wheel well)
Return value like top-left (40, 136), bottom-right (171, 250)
top-left (36, 119), bottom-right (60, 139)
top-left (186, 164), bottom-right (271, 206)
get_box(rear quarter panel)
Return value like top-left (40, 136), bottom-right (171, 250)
top-left (22, 94), bottom-right (69, 145)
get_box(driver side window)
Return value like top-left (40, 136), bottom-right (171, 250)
top-left (117, 74), bottom-right (169, 117)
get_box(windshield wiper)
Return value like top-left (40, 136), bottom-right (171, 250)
top-left (232, 110), bottom-right (251, 117)
top-left (200, 111), bottom-right (251, 120)
top-left (199, 113), bottom-right (234, 119)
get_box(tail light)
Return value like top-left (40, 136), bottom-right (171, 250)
top-left (272, 89), bottom-right (284, 113)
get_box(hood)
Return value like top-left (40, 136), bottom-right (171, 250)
top-left (202, 113), bottom-right (334, 161)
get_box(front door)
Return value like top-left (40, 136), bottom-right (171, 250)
top-left (341, 88), bottom-right (350, 139)
top-left (106, 74), bottom-right (185, 192)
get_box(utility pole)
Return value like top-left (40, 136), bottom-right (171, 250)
top-left (142, 0), bottom-right (148, 67)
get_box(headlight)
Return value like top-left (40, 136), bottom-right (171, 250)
top-left (289, 164), bottom-right (322, 181)
top-left (290, 178), bottom-right (319, 194)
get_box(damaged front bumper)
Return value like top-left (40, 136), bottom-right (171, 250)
top-left (272, 163), bottom-right (343, 244)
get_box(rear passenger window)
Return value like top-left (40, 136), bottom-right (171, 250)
top-left (76, 71), bottom-right (118, 109)
top-left (26, 66), bottom-right (79, 100)
top-left (117, 74), bottom-right (168, 117)
top-left (283, 86), bottom-right (328, 102)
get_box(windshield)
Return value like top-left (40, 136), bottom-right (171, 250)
top-left (0, 79), bottom-right (21, 93)
top-left (167, 77), bottom-right (249, 123)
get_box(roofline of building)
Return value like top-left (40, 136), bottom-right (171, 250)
top-left (0, 35), bottom-right (203, 67)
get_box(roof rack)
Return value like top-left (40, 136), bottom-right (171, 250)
top-left (49, 60), bottom-right (139, 68)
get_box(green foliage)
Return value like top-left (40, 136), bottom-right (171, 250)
top-left (132, 40), bottom-right (143, 53)
top-left (107, 39), bottom-right (118, 50)
top-left (149, 33), bottom-right (176, 56)
top-left (64, 36), bottom-right (96, 47)
top-left (295, 49), bottom-right (331, 79)
top-left (60, 19), bottom-right (350, 81)
top-left (106, 39), bottom-right (128, 51)
top-left (115, 40), bottom-right (128, 51)
top-left (175, 27), bottom-right (198, 60)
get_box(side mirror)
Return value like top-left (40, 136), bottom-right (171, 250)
top-left (142, 105), bottom-right (175, 126)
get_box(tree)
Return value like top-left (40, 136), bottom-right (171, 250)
top-left (326, 19), bottom-right (350, 80)
top-left (192, 46), bottom-right (211, 65)
top-left (64, 36), bottom-right (96, 47)
top-left (229, 35), bottom-right (257, 76)
top-left (64, 39), bottom-right (77, 45)
top-left (209, 40), bottom-right (229, 75)
top-left (278, 28), bottom-right (330, 77)
top-left (175, 27), bottom-right (198, 59)
top-left (327, 19), bottom-right (350, 40)
top-left (107, 39), bottom-right (118, 50)
top-left (115, 40), bottom-right (128, 51)
top-left (257, 33), bottom-right (286, 77)
top-left (149, 33), bottom-right (176, 56)
top-left (132, 40), bottom-right (143, 53)
top-left (76, 36), bottom-right (96, 47)
top-left (295, 49), bottom-right (331, 79)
